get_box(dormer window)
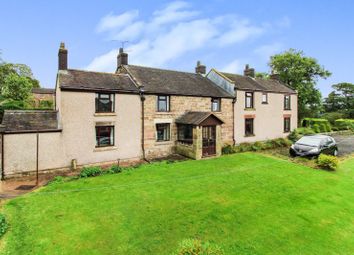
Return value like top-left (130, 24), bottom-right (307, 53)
top-left (157, 95), bottom-right (170, 112)
top-left (95, 93), bottom-right (114, 113)
top-left (211, 98), bottom-right (221, 112)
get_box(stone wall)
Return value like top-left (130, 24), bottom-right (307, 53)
top-left (143, 95), bottom-right (234, 159)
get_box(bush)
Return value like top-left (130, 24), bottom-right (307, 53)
top-left (79, 166), bottom-right (102, 178)
top-left (110, 165), bottom-right (122, 173)
top-left (0, 214), bottom-right (8, 238)
top-left (317, 154), bottom-right (339, 170)
top-left (313, 124), bottom-right (320, 133)
top-left (173, 239), bottom-right (224, 255)
top-left (334, 119), bottom-right (354, 131)
top-left (322, 112), bottom-right (345, 125)
top-left (49, 176), bottom-right (65, 185)
top-left (39, 100), bottom-right (53, 109)
top-left (222, 145), bottom-right (235, 155)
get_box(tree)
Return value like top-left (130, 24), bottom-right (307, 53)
top-left (2, 73), bottom-right (33, 101)
top-left (324, 82), bottom-right (354, 118)
top-left (269, 49), bottom-right (331, 120)
top-left (0, 63), bottom-right (40, 91)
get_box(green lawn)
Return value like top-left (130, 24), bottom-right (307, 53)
top-left (1, 153), bottom-right (354, 255)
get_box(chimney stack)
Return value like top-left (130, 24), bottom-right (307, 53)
top-left (195, 61), bottom-right (206, 75)
top-left (58, 42), bottom-right (68, 70)
top-left (269, 70), bottom-right (280, 81)
top-left (117, 48), bottom-right (128, 67)
top-left (243, 64), bottom-right (255, 78)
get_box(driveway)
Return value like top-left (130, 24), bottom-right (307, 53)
top-left (331, 134), bottom-right (354, 156)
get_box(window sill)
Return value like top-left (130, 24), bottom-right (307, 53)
top-left (261, 102), bottom-right (268, 104)
top-left (244, 108), bottom-right (255, 111)
top-left (156, 111), bottom-right (171, 114)
top-left (244, 134), bottom-right (255, 137)
top-left (155, 141), bottom-right (174, 146)
top-left (94, 112), bottom-right (116, 117)
top-left (284, 109), bottom-right (291, 111)
top-left (94, 146), bottom-right (118, 152)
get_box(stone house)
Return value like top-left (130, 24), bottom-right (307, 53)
top-left (0, 43), bottom-right (297, 178)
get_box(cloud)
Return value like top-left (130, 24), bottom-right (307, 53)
top-left (87, 1), bottom-right (288, 72)
top-left (254, 42), bottom-right (284, 59)
top-left (96, 10), bottom-right (139, 32)
top-left (221, 59), bottom-right (243, 74)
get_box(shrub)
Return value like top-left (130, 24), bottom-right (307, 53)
top-left (79, 166), bottom-right (102, 178)
top-left (173, 239), bottom-right (224, 255)
top-left (0, 214), bottom-right (8, 238)
top-left (238, 143), bottom-right (252, 152)
top-left (319, 123), bottom-right (327, 133)
top-left (296, 127), bottom-right (315, 135)
top-left (39, 100), bottom-right (53, 109)
top-left (49, 176), bottom-right (65, 185)
top-left (251, 141), bottom-right (264, 151)
top-left (313, 124), bottom-right (320, 133)
top-left (317, 154), bottom-right (339, 171)
top-left (110, 165), bottom-right (122, 173)
top-left (334, 119), bottom-right (354, 131)
top-left (222, 145), bottom-right (235, 155)
top-left (322, 112), bottom-right (345, 125)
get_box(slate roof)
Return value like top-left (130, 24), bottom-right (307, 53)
top-left (220, 72), bottom-right (296, 94)
top-left (175, 112), bottom-right (224, 125)
top-left (124, 65), bottom-right (234, 98)
top-left (32, 88), bottom-right (55, 94)
top-left (0, 110), bottom-right (60, 133)
top-left (58, 69), bottom-right (138, 93)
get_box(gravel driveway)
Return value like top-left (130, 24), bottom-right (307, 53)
top-left (331, 134), bottom-right (354, 156)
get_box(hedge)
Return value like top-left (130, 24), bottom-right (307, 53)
top-left (222, 138), bottom-right (291, 154)
top-left (334, 119), bottom-right (354, 131)
top-left (302, 118), bottom-right (331, 133)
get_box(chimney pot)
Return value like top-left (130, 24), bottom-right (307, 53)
top-left (270, 70), bottom-right (280, 81)
top-left (244, 64), bottom-right (255, 78)
top-left (117, 48), bottom-right (128, 66)
top-left (58, 42), bottom-right (68, 70)
top-left (195, 61), bottom-right (206, 75)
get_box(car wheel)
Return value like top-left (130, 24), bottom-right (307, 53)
top-left (333, 149), bottom-right (338, 156)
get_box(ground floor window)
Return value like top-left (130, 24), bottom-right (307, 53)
top-left (156, 123), bottom-right (170, 142)
top-left (96, 126), bottom-right (114, 147)
top-left (284, 117), bottom-right (291, 132)
top-left (245, 118), bottom-right (254, 136)
top-left (177, 124), bottom-right (193, 144)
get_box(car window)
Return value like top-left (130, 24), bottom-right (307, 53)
top-left (296, 136), bottom-right (322, 146)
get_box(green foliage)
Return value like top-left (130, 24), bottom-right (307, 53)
top-left (79, 166), bottom-right (102, 178)
top-left (173, 239), bottom-right (224, 255)
top-left (288, 127), bottom-right (315, 142)
top-left (222, 138), bottom-right (291, 155)
top-left (324, 83), bottom-right (354, 114)
top-left (269, 49), bottom-right (331, 119)
top-left (39, 100), bottom-right (53, 109)
top-left (317, 154), bottom-right (339, 171)
top-left (49, 176), bottom-right (65, 185)
top-left (0, 213), bottom-right (8, 238)
top-left (322, 112), bottom-right (345, 125)
top-left (334, 119), bottom-right (354, 130)
top-left (302, 118), bottom-right (331, 133)
top-left (109, 165), bottom-right (122, 174)
top-left (2, 73), bottom-right (33, 101)
top-left (312, 124), bottom-right (320, 133)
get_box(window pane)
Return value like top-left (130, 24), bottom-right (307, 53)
top-left (262, 94), bottom-right (267, 103)
top-left (96, 126), bottom-right (114, 147)
top-left (245, 92), bottom-right (253, 108)
top-left (157, 96), bottom-right (169, 112)
top-left (211, 98), bottom-right (220, 111)
top-left (156, 124), bottom-right (170, 141)
top-left (245, 118), bottom-right (254, 136)
top-left (96, 93), bottom-right (114, 112)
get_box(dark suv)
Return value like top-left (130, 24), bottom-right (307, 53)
top-left (289, 135), bottom-right (338, 157)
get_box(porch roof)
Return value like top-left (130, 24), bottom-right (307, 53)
top-left (176, 112), bottom-right (224, 126)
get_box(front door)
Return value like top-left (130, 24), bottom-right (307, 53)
top-left (202, 126), bottom-right (216, 157)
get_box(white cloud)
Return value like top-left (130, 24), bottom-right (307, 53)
top-left (96, 10), bottom-right (139, 32)
top-left (221, 59), bottom-right (243, 74)
top-left (254, 42), bottom-right (284, 59)
top-left (87, 1), bottom-right (288, 72)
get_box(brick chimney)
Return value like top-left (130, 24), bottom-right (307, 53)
top-left (117, 48), bottom-right (128, 66)
top-left (195, 61), bottom-right (206, 75)
top-left (269, 70), bottom-right (280, 81)
top-left (243, 64), bottom-right (255, 78)
top-left (58, 42), bottom-right (68, 70)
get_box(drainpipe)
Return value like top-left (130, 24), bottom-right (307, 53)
top-left (139, 87), bottom-right (149, 163)
top-left (36, 132), bottom-right (39, 186)
top-left (1, 133), bottom-right (4, 180)
top-left (232, 96), bottom-right (237, 146)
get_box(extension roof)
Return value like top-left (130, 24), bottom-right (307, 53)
top-left (175, 111), bottom-right (224, 125)
top-left (32, 88), bottom-right (55, 94)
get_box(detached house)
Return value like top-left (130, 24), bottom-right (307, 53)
top-left (0, 43), bottom-right (297, 178)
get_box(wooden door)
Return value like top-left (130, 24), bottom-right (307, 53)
top-left (202, 126), bottom-right (216, 157)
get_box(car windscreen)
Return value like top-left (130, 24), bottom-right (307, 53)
top-left (296, 136), bottom-right (322, 147)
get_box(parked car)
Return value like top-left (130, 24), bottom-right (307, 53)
top-left (289, 135), bottom-right (338, 157)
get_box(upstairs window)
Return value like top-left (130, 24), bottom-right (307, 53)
top-left (178, 124), bottom-right (193, 144)
top-left (156, 123), bottom-right (170, 142)
top-left (96, 126), bottom-right (114, 147)
top-left (262, 93), bottom-right (268, 104)
top-left (245, 92), bottom-right (254, 108)
top-left (284, 117), bottom-right (291, 133)
top-left (157, 95), bottom-right (170, 112)
top-left (211, 98), bottom-right (221, 112)
top-left (284, 95), bottom-right (291, 110)
top-left (245, 118), bottom-right (254, 136)
top-left (96, 93), bottom-right (114, 113)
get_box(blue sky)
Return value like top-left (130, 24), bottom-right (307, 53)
top-left (0, 0), bottom-right (353, 96)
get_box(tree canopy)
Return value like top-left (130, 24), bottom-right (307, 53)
top-left (2, 73), bottom-right (33, 101)
top-left (324, 82), bottom-right (354, 118)
top-left (269, 49), bottom-right (331, 120)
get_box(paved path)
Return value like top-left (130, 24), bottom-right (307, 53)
top-left (331, 134), bottom-right (354, 156)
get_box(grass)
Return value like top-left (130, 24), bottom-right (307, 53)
top-left (1, 153), bottom-right (354, 255)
